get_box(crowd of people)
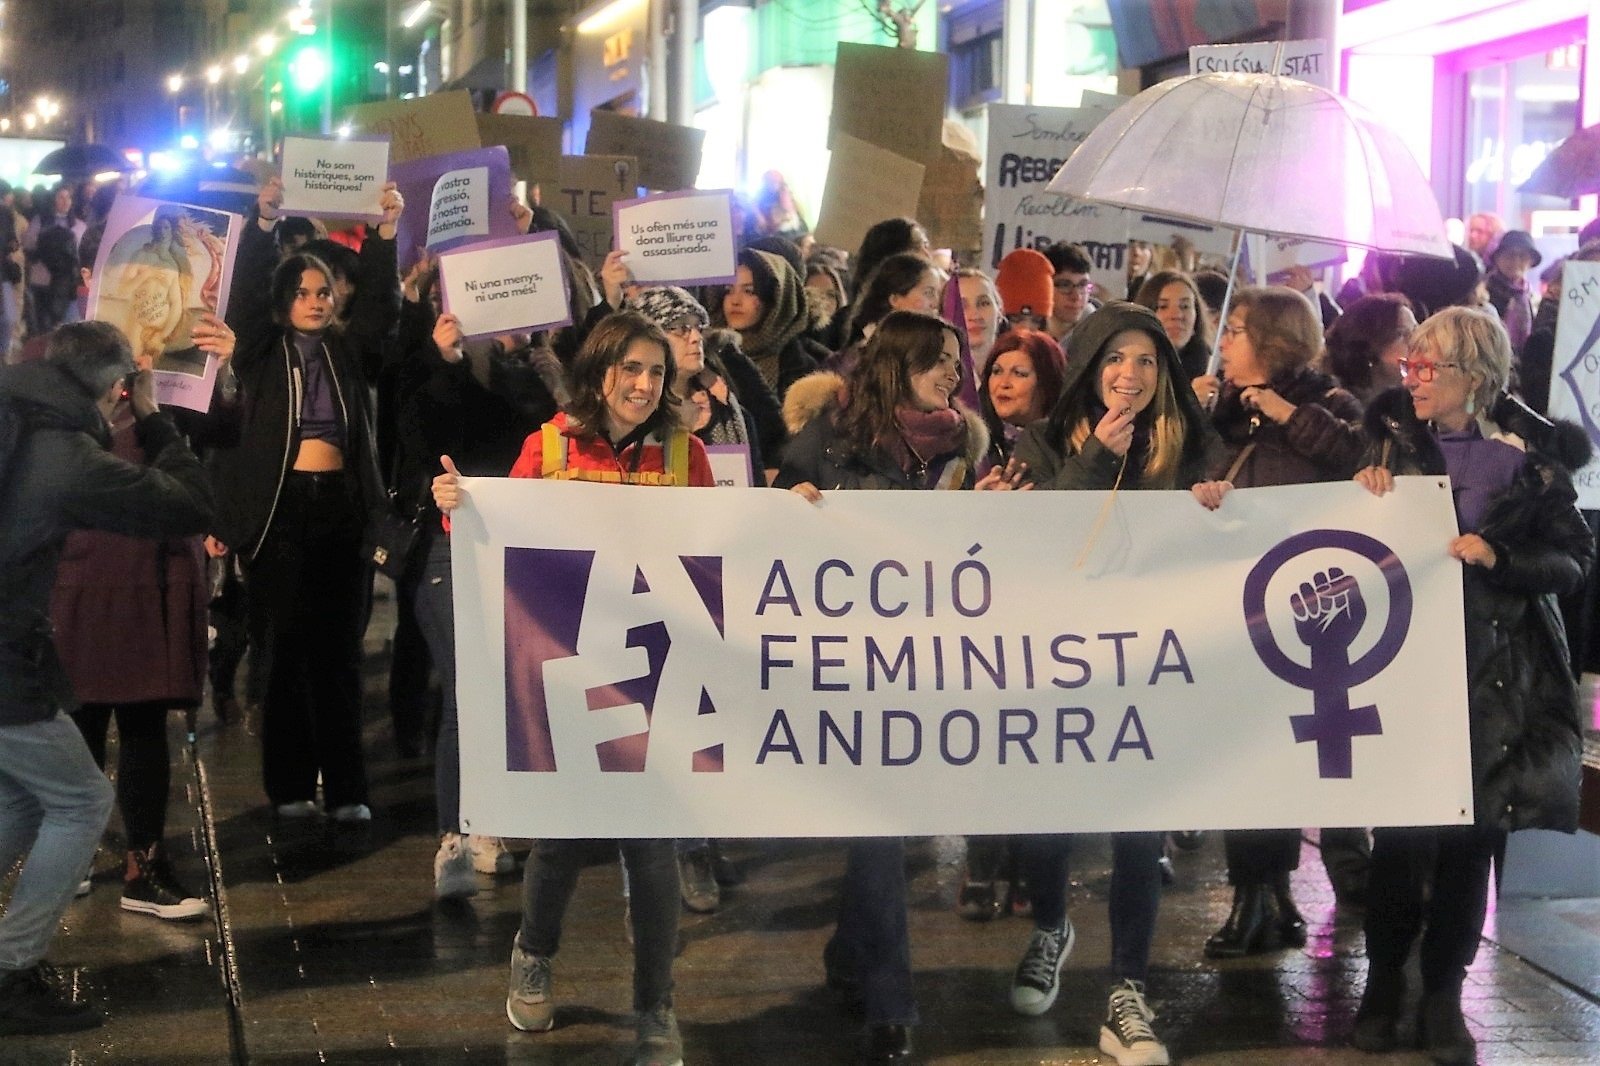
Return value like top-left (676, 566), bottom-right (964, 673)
top-left (0, 163), bottom-right (1593, 1066)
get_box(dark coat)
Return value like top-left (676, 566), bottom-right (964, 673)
top-left (1015, 301), bottom-right (1219, 491)
top-left (49, 402), bottom-right (208, 707)
top-left (1363, 388), bottom-right (1595, 832)
top-left (0, 360), bottom-right (213, 725)
top-left (1210, 367), bottom-right (1364, 487)
top-left (774, 370), bottom-right (986, 492)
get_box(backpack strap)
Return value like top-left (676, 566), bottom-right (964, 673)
top-left (540, 422), bottom-right (566, 478)
top-left (667, 429), bottom-right (690, 486)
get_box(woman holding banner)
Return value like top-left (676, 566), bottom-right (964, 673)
top-left (775, 309), bottom-right (1019, 1065)
top-left (432, 311), bottom-right (711, 1066)
top-left (1009, 301), bottom-right (1215, 1066)
top-left (1349, 306), bottom-right (1591, 1066)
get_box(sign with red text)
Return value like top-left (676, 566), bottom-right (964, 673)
top-left (450, 478), bottom-right (1472, 838)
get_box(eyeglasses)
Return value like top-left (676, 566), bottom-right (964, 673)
top-left (664, 322), bottom-right (703, 338)
top-left (1220, 323), bottom-right (1249, 339)
top-left (1055, 279), bottom-right (1093, 293)
top-left (1398, 358), bottom-right (1461, 382)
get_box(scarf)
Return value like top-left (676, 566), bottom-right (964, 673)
top-left (889, 405), bottom-right (968, 486)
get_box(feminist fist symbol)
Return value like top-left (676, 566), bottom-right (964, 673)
top-left (1243, 533), bottom-right (1413, 780)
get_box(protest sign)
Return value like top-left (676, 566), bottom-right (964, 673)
top-left (704, 444), bottom-right (754, 488)
top-left (584, 111), bottom-right (703, 192)
top-left (87, 194), bottom-right (240, 413)
top-left (436, 232), bottom-right (571, 340)
top-left (1545, 260), bottom-right (1600, 508)
top-left (280, 134), bottom-right (389, 220)
top-left (1190, 39), bottom-right (1331, 88)
top-left (555, 154), bottom-right (638, 268)
top-left (346, 90), bottom-right (480, 164)
top-left (829, 42), bottom-right (948, 167)
top-left (918, 142), bottom-right (984, 260)
top-left (813, 134), bottom-right (925, 254)
top-left (475, 113), bottom-right (563, 188)
top-left (613, 189), bottom-right (737, 287)
top-left (451, 478), bottom-right (1472, 839)
top-left (390, 146), bottom-right (516, 272)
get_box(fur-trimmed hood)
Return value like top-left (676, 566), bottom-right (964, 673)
top-left (1364, 386), bottom-right (1593, 474)
top-left (781, 368), bottom-right (990, 467)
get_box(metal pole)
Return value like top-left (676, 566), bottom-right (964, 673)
top-left (386, 0), bottom-right (396, 99)
top-left (648, 0), bottom-right (667, 119)
top-left (322, 0), bottom-right (334, 132)
top-left (509, 0), bottom-right (527, 94)
top-left (671, 0), bottom-right (695, 126)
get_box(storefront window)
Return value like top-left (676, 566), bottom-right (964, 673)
top-left (1462, 47), bottom-right (1581, 229)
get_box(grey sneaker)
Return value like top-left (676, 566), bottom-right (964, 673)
top-left (433, 834), bottom-right (478, 901)
top-left (634, 1004), bottom-right (683, 1066)
top-left (506, 941), bottom-right (554, 1032)
top-left (1009, 919), bottom-right (1076, 1015)
top-left (1099, 979), bottom-right (1169, 1066)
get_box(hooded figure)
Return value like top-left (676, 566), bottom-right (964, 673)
top-left (1015, 301), bottom-right (1216, 490)
top-left (716, 247), bottom-right (825, 400)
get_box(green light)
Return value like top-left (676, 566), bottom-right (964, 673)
top-left (289, 45), bottom-right (327, 94)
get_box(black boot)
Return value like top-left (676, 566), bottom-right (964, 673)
top-left (1272, 871), bottom-right (1307, 947)
top-left (1351, 965), bottom-right (1404, 1052)
top-left (863, 1023), bottom-right (913, 1063)
top-left (1418, 987), bottom-right (1476, 1065)
top-left (1204, 882), bottom-right (1275, 958)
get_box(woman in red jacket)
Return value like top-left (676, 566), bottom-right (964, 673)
top-left (432, 311), bottom-right (710, 1066)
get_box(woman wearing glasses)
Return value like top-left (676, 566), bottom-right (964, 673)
top-left (1349, 307), bottom-right (1591, 1066)
top-left (1190, 286), bottom-right (1365, 957)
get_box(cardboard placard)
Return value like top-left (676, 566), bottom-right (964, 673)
top-left (346, 90), bottom-right (481, 164)
top-left (613, 189), bottom-right (737, 287)
top-left (584, 111), bottom-right (703, 192)
top-left (390, 146), bottom-right (516, 272)
top-left (813, 134), bottom-right (925, 254)
top-left (828, 42), bottom-right (949, 167)
top-left (280, 134), bottom-right (390, 220)
top-left (917, 144), bottom-right (984, 258)
top-left (475, 113), bottom-right (564, 189)
top-left (554, 155), bottom-right (638, 268)
top-left (437, 231), bottom-right (572, 340)
top-left (86, 194), bottom-right (241, 413)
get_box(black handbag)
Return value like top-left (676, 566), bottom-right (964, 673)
top-left (363, 490), bottom-right (427, 581)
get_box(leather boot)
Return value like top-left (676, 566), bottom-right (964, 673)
top-left (1272, 871), bottom-right (1307, 947)
top-left (1351, 965), bottom-right (1404, 1052)
top-left (1204, 882), bottom-right (1274, 958)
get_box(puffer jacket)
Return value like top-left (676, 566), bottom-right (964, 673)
top-left (775, 371), bottom-right (987, 491)
top-left (1363, 387), bottom-right (1595, 832)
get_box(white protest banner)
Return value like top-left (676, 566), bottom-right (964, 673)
top-left (1545, 260), bottom-right (1600, 507)
top-left (437, 232), bottom-right (571, 340)
top-left (279, 134), bottom-right (390, 220)
top-left (704, 444), bottom-right (753, 488)
top-left (450, 479), bottom-right (1473, 839)
top-left (1189, 39), bottom-right (1331, 88)
top-left (87, 194), bottom-right (241, 413)
top-left (613, 189), bottom-right (737, 287)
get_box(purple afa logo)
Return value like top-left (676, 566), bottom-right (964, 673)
top-left (502, 547), bottom-right (727, 774)
top-left (1241, 530), bottom-right (1413, 779)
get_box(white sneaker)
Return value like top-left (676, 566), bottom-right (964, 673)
top-left (469, 834), bottom-right (516, 875)
top-left (275, 800), bottom-right (320, 819)
top-left (331, 803), bottom-right (372, 823)
top-left (506, 941), bottom-right (555, 1032)
top-left (434, 833), bottom-right (478, 900)
top-left (1099, 979), bottom-right (1170, 1066)
top-left (75, 877), bottom-right (92, 898)
top-left (1009, 919), bottom-right (1076, 1016)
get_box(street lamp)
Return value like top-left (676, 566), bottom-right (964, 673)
top-left (233, 54), bottom-right (249, 75)
top-left (167, 73), bottom-right (184, 93)
top-left (206, 65), bottom-right (222, 85)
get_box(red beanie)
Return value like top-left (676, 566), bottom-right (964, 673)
top-left (995, 248), bottom-right (1055, 320)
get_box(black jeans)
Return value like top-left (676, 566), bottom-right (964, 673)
top-left (1364, 824), bottom-right (1503, 993)
top-left (70, 701), bottom-right (171, 852)
top-left (1223, 828), bottom-right (1302, 884)
top-left (412, 532), bottom-right (458, 834)
top-left (824, 838), bottom-right (917, 1026)
top-left (246, 471), bottom-right (371, 810)
top-left (1020, 832), bottom-right (1163, 984)
top-left (518, 837), bottom-right (678, 1013)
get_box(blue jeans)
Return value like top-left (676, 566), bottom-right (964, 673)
top-left (1020, 832), bottom-right (1164, 984)
top-left (412, 533), bottom-right (457, 835)
top-left (825, 838), bottom-right (917, 1026)
top-left (0, 713), bottom-right (115, 971)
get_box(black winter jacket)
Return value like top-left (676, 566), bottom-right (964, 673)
top-left (1210, 367), bottom-right (1365, 487)
top-left (0, 361), bottom-right (214, 724)
top-left (1363, 388), bottom-right (1595, 832)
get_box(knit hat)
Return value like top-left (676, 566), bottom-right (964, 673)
top-left (1491, 229), bottom-right (1542, 269)
top-left (628, 286), bottom-right (710, 329)
top-left (995, 248), bottom-right (1054, 321)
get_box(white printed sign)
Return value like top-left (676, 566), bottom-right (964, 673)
top-left (1189, 39), bottom-right (1331, 89)
top-left (428, 165), bottom-right (490, 247)
top-left (613, 189), bottom-right (737, 287)
top-left (704, 444), bottom-right (754, 488)
top-left (436, 232), bottom-right (571, 340)
top-left (450, 478), bottom-right (1473, 838)
top-left (280, 135), bottom-right (390, 220)
top-left (1545, 260), bottom-right (1600, 508)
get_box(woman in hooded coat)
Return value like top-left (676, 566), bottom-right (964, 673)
top-left (716, 247), bottom-right (827, 403)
